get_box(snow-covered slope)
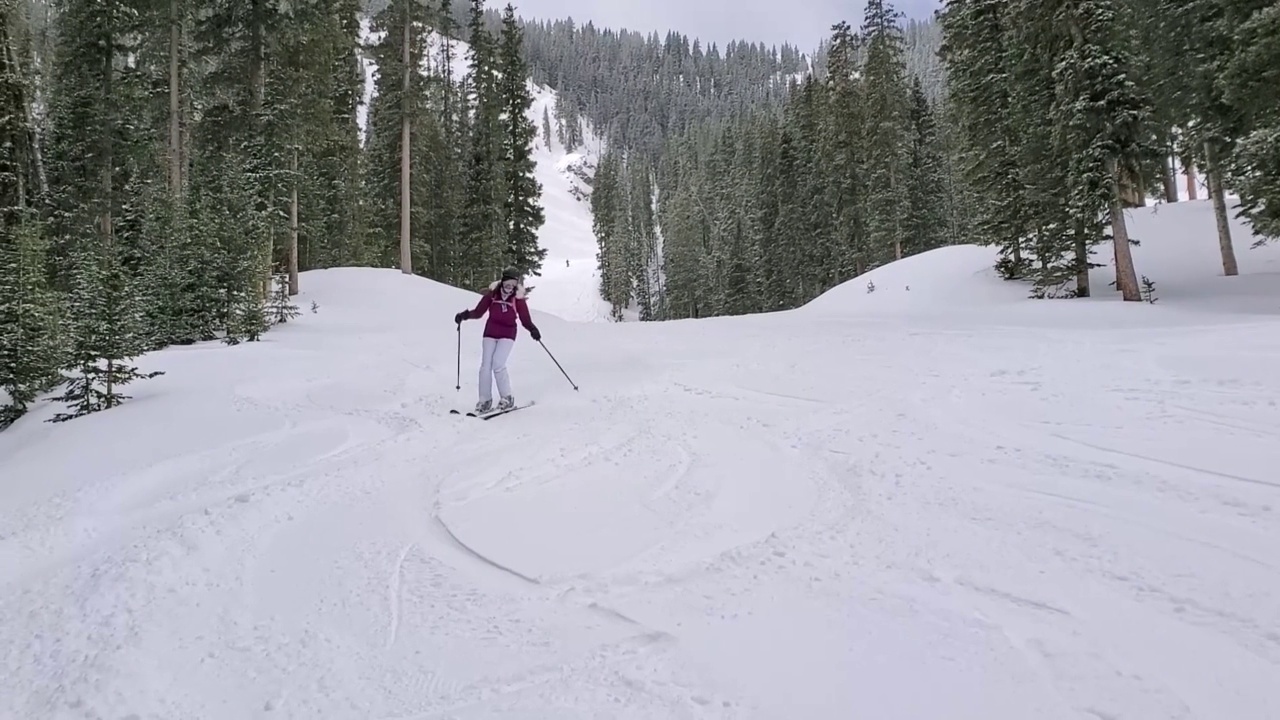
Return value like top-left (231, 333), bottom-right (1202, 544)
top-left (804, 198), bottom-right (1279, 322)
top-left (358, 19), bottom-right (611, 322)
top-left (3, 198), bottom-right (1279, 719)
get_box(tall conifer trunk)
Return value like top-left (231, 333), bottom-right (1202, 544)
top-left (399, 9), bottom-right (412, 274)
top-left (289, 147), bottom-right (299, 293)
top-left (168, 0), bottom-right (182, 195)
top-left (1161, 143), bottom-right (1178, 203)
top-left (100, 30), bottom-right (116, 399)
top-left (1109, 160), bottom-right (1140, 301)
top-left (1203, 140), bottom-right (1238, 276)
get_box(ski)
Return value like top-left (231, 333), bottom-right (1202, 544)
top-left (452, 400), bottom-right (535, 419)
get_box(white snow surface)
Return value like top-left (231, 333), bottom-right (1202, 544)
top-left (3, 198), bottom-right (1280, 719)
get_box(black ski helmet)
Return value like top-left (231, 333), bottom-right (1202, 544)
top-left (501, 267), bottom-right (520, 282)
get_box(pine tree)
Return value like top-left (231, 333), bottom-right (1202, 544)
top-left (194, 0), bottom-right (289, 306)
top-left (592, 147), bottom-right (626, 314)
top-left (822, 21), bottom-right (867, 279)
top-left (424, 0), bottom-right (460, 282)
top-left (363, 0), bottom-right (428, 269)
top-left (860, 0), bottom-right (912, 264)
top-left (1049, 0), bottom-right (1150, 301)
top-left (459, 0), bottom-right (506, 286)
top-left (290, 0), bottom-right (369, 273)
top-left (1005, 0), bottom-right (1085, 295)
top-left (50, 237), bottom-right (160, 422)
top-left (497, 4), bottom-right (546, 277)
top-left (267, 270), bottom-right (301, 324)
top-left (41, 0), bottom-right (165, 418)
top-left (0, 215), bottom-right (62, 427)
top-left (625, 156), bottom-right (658, 319)
top-left (1217, 1), bottom-right (1280, 244)
top-left (904, 76), bottom-right (948, 256)
top-left (0, 2), bottom-right (61, 426)
top-left (939, 0), bottom-right (1034, 279)
top-left (1156, 0), bottom-right (1243, 273)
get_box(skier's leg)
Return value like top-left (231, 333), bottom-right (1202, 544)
top-left (492, 338), bottom-right (515, 407)
top-left (477, 337), bottom-right (497, 410)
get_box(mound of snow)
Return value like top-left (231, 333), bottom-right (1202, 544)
top-left (802, 244), bottom-right (1030, 314)
top-left (803, 198), bottom-right (1280, 326)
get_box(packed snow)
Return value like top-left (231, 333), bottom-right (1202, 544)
top-left (358, 19), bottom-right (611, 322)
top-left (3, 198), bottom-right (1280, 719)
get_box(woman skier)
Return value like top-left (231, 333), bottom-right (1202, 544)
top-left (454, 268), bottom-right (541, 414)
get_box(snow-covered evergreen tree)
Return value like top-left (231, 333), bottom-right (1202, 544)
top-left (859, 0), bottom-right (912, 263)
top-left (498, 4), bottom-right (546, 277)
top-left (0, 215), bottom-right (62, 427)
top-left (459, 0), bottom-right (506, 286)
top-left (49, 237), bottom-right (160, 422)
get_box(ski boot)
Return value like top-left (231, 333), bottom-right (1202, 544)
top-left (497, 395), bottom-right (515, 411)
top-left (474, 399), bottom-right (493, 414)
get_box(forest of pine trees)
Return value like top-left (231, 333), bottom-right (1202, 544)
top-left (937, 0), bottom-right (1278, 299)
top-left (579, 1), bottom-right (957, 319)
top-left (570, 0), bottom-right (1278, 319)
top-left (0, 0), bottom-right (544, 427)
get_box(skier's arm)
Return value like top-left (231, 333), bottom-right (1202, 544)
top-left (516, 298), bottom-right (540, 339)
top-left (463, 294), bottom-right (492, 320)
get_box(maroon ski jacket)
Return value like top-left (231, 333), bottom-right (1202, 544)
top-left (463, 281), bottom-right (538, 340)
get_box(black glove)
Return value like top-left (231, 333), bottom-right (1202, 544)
top-left (529, 326), bottom-right (541, 341)
top-left (454, 311), bottom-right (466, 324)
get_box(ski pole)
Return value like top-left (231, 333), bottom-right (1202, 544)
top-left (538, 339), bottom-right (578, 390)
top-left (455, 321), bottom-right (461, 391)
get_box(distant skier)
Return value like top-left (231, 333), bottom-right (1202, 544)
top-left (454, 267), bottom-right (541, 414)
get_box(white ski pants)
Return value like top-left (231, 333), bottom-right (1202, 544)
top-left (478, 336), bottom-right (515, 402)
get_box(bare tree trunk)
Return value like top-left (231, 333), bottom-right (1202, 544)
top-left (1109, 160), bottom-right (1140, 301)
top-left (251, 0), bottom-right (271, 297)
top-left (250, 1), bottom-right (264, 115)
top-left (1183, 155), bottom-right (1198, 200)
top-left (1161, 144), bottom-right (1178, 203)
top-left (1074, 231), bottom-right (1090, 297)
top-left (99, 39), bottom-right (114, 249)
top-left (168, 0), bottom-right (182, 195)
top-left (6, 9), bottom-right (49, 200)
top-left (289, 147), bottom-right (299, 294)
top-left (892, 165), bottom-right (902, 261)
top-left (180, 9), bottom-right (192, 197)
top-left (399, 13), bottom-right (412, 274)
top-left (101, 36), bottom-right (116, 401)
top-left (1119, 163), bottom-right (1146, 207)
top-left (1203, 140), bottom-right (1238, 276)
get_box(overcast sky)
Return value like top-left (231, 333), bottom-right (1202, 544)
top-left (507, 0), bottom-right (942, 52)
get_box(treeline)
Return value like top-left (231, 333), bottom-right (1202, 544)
top-left (517, 18), bottom-right (809, 159)
top-left (586, 1), bottom-right (965, 320)
top-left (939, 0), bottom-right (1278, 299)
top-left (0, 0), bottom-right (544, 427)
top-left (579, 0), bottom-right (1279, 319)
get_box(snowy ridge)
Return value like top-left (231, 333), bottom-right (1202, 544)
top-left (357, 18), bottom-right (611, 323)
top-left (2, 197), bottom-right (1278, 718)
top-left (804, 198), bottom-right (1277, 321)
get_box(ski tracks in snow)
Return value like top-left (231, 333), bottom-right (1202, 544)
top-left (896, 328), bottom-right (1280, 719)
top-left (8, 306), bottom-right (1279, 718)
top-left (408, 375), bottom-right (852, 717)
top-left (0, 347), bottom-right (464, 719)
